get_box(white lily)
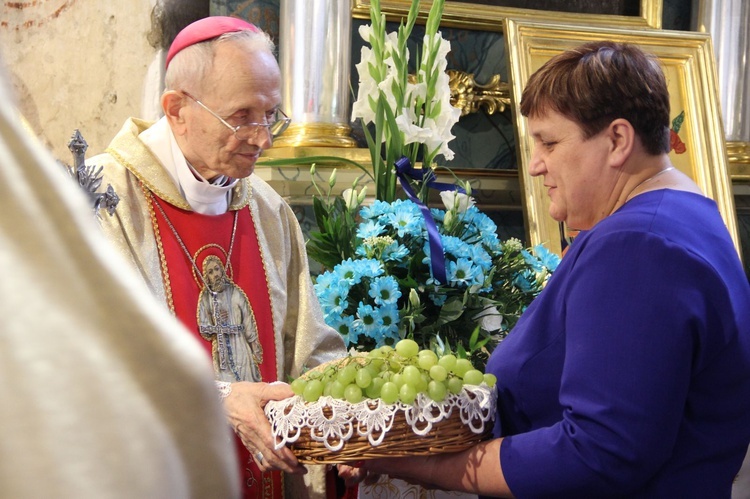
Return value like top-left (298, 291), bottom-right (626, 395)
top-left (440, 191), bottom-right (475, 213)
top-left (342, 188), bottom-right (358, 210)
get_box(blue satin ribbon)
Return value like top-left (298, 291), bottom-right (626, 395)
top-left (394, 156), bottom-right (465, 285)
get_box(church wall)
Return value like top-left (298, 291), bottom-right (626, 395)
top-left (0, 0), bottom-right (694, 164)
top-left (0, 1), bottom-right (157, 161)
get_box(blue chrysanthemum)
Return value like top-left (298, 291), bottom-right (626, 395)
top-left (442, 235), bottom-right (472, 259)
top-left (333, 258), bottom-right (364, 285)
top-left (357, 220), bottom-right (386, 239)
top-left (353, 303), bottom-right (385, 343)
top-left (329, 314), bottom-right (356, 346)
top-left (534, 244), bottom-right (562, 272)
top-left (448, 257), bottom-right (481, 287)
top-left (359, 200), bottom-right (394, 220)
top-left (318, 282), bottom-right (350, 316)
top-left (429, 292), bottom-right (448, 306)
top-left (429, 207), bottom-right (446, 223)
top-left (378, 303), bottom-right (401, 341)
top-left (312, 194), bottom-right (559, 352)
top-left (470, 245), bottom-right (493, 272)
top-left (386, 204), bottom-right (422, 238)
top-left (313, 271), bottom-right (338, 295)
top-left (513, 269), bottom-right (536, 292)
top-left (369, 275), bottom-right (401, 305)
top-left (354, 258), bottom-right (384, 278)
top-left (382, 241), bottom-right (410, 262)
top-left (521, 249), bottom-right (545, 273)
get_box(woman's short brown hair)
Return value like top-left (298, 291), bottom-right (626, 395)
top-left (520, 41), bottom-right (671, 155)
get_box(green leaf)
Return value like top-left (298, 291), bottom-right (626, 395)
top-left (257, 155), bottom-right (374, 183)
top-left (671, 110), bottom-right (685, 133)
top-left (469, 324), bottom-right (480, 348)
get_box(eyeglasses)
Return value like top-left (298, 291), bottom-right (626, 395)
top-left (181, 91), bottom-right (291, 141)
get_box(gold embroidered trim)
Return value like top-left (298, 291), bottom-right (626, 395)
top-left (262, 470), bottom-right (275, 498)
top-left (107, 146), bottom-right (192, 211)
top-left (243, 458), bottom-right (280, 497)
top-left (245, 200), bottom-right (278, 378)
top-left (228, 177), bottom-right (252, 211)
top-left (144, 187), bottom-right (176, 314)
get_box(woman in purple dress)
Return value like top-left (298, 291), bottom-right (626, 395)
top-left (341, 41), bottom-right (750, 498)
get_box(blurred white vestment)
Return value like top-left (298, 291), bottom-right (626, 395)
top-left (0, 87), bottom-right (239, 497)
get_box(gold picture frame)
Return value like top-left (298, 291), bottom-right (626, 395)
top-left (351, 0), bottom-right (663, 32)
top-left (504, 19), bottom-right (742, 257)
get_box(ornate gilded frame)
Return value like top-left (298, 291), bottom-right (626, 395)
top-left (351, 0), bottom-right (663, 31)
top-left (727, 142), bottom-right (750, 181)
top-left (504, 19), bottom-right (741, 257)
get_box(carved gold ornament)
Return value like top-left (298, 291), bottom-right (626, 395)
top-left (448, 70), bottom-right (511, 117)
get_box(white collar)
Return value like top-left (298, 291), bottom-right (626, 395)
top-left (139, 117), bottom-right (238, 215)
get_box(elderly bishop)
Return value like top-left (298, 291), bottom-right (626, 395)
top-left (90, 17), bottom-right (345, 499)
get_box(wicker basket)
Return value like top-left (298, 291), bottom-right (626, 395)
top-left (265, 385), bottom-right (496, 464)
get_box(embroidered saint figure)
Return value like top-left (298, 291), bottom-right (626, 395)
top-left (198, 255), bottom-right (263, 382)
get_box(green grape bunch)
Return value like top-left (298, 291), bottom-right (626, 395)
top-left (291, 339), bottom-right (497, 405)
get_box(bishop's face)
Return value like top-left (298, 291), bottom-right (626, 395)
top-left (179, 41), bottom-right (283, 181)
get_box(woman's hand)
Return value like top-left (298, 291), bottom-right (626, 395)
top-left (223, 381), bottom-right (307, 475)
top-left (337, 463), bottom-right (380, 488)
top-left (337, 456), bottom-right (438, 489)
top-left (339, 439), bottom-right (513, 497)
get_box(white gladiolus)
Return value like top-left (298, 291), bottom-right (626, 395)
top-left (358, 23), bottom-right (373, 41)
top-left (349, 0), bottom-right (456, 202)
top-left (351, 48), bottom-right (378, 121)
top-left (396, 113), bottom-right (432, 145)
top-left (351, 18), bottom-right (458, 145)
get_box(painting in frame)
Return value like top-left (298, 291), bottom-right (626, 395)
top-left (504, 19), bottom-right (741, 257)
top-left (351, 0), bottom-right (663, 32)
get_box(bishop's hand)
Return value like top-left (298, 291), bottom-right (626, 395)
top-left (223, 381), bottom-right (308, 475)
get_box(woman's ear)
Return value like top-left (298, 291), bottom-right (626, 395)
top-left (162, 90), bottom-right (188, 136)
top-left (607, 118), bottom-right (635, 169)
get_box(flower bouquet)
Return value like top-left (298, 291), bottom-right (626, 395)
top-left (303, 0), bottom-right (559, 368)
top-left (312, 192), bottom-right (559, 365)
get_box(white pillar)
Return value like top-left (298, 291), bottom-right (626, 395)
top-left (275, 0), bottom-right (356, 148)
top-left (694, 0), bottom-right (750, 144)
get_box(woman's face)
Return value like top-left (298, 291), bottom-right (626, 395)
top-left (526, 110), bottom-right (615, 230)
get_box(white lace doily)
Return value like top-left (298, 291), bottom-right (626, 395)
top-left (265, 384), bottom-right (496, 452)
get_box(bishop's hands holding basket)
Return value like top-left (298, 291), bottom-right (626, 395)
top-left (223, 381), bottom-right (307, 475)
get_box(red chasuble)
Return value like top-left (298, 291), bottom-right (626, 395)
top-left (149, 194), bottom-right (282, 499)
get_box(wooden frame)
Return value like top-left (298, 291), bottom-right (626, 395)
top-left (351, 0), bottom-right (663, 31)
top-left (504, 19), bottom-right (741, 257)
